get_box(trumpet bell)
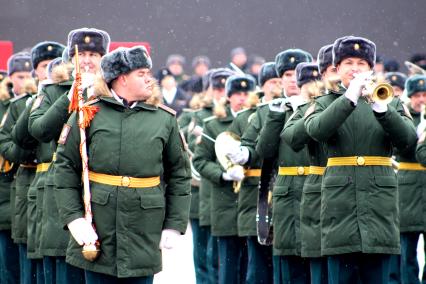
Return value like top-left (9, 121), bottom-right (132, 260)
top-left (364, 80), bottom-right (394, 105)
top-left (371, 82), bottom-right (394, 105)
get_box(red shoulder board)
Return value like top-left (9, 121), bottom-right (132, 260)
top-left (158, 104), bottom-right (176, 116)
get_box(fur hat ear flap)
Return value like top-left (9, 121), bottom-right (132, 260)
top-left (317, 44), bottom-right (333, 75)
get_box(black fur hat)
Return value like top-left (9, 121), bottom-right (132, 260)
top-left (202, 68), bottom-right (216, 91)
top-left (101, 46), bottom-right (152, 84)
top-left (31, 41), bottom-right (65, 69)
top-left (225, 74), bottom-right (256, 97)
top-left (0, 70), bottom-right (7, 82)
top-left (275, 49), bottom-right (313, 77)
top-left (385, 72), bottom-right (407, 90)
top-left (62, 47), bottom-right (70, 63)
top-left (7, 52), bottom-right (32, 76)
top-left (46, 57), bottom-right (63, 79)
top-left (210, 68), bottom-right (235, 90)
top-left (155, 68), bottom-right (173, 83)
top-left (384, 59), bottom-right (399, 72)
top-left (332, 36), bottom-right (376, 68)
top-left (67, 27), bottom-right (110, 58)
top-left (317, 44), bottom-right (333, 75)
top-left (258, 62), bottom-right (278, 87)
top-left (405, 75), bottom-right (426, 97)
top-left (295, 62), bottom-right (321, 88)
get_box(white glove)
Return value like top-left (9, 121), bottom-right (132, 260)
top-left (191, 125), bottom-right (203, 137)
top-left (67, 218), bottom-right (98, 246)
top-left (222, 166), bottom-right (245, 181)
top-left (159, 229), bottom-right (180, 249)
top-left (81, 72), bottom-right (95, 89)
top-left (345, 71), bottom-right (373, 105)
top-left (227, 146), bottom-right (249, 165)
top-left (417, 121), bottom-right (426, 138)
top-left (287, 95), bottom-right (306, 111)
top-left (268, 98), bottom-right (287, 113)
top-left (371, 102), bottom-right (388, 113)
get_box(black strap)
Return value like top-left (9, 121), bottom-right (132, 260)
top-left (256, 156), bottom-right (276, 246)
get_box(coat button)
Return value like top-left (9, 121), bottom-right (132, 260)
top-left (356, 156), bottom-right (365, 166)
top-left (121, 176), bottom-right (131, 187)
top-left (297, 167), bottom-right (305, 175)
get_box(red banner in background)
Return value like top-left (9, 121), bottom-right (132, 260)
top-left (109, 42), bottom-right (151, 55)
top-left (0, 41), bottom-right (13, 70)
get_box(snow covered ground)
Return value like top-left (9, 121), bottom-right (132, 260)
top-left (154, 224), bottom-right (196, 284)
top-left (154, 224), bottom-right (426, 283)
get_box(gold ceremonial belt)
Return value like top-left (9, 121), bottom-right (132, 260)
top-left (327, 156), bottom-right (392, 167)
top-left (309, 166), bottom-right (325, 175)
top-left (278, 166), bottom-right (309, 176)
top-left (88, 171), bottom-right (160, 188)
top-left (398, 162), bottom-right (426, 171)
top-left (20, 163), bottom-right (37, 169)
top-left (244, 169), bottom-right (261, 177)
top-left (36, 163), bottom-right (51, 173)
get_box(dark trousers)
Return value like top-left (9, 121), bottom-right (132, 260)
top-left (35, 259), bottom-right (44, 284)
top-left (0, 230), bottom-right (20, 284)
top-left (217, 236), bottom-right (248, 284)
top-left (388, 254), bottom-right (401, 284)
top-left (246, 236), bottom-right (273, 284)
top-left (310, 257), bottom-right (328, 284)
top-left (18, 244), bottom-right (36, 284)
top-left (191, 219), bottom-right (210, 284)
top-left (43, 256), bottom-right (85, 284)
top-left (327, 253), bottom-right (390, 284)
top-left (206, 230), bottom-right (218, 284)
top-left (401, 232), bottom-right (422, 284)
top-left (85, 270), bottom-right (153, 284)
top-left (273, 255), bottom-right (310, 284)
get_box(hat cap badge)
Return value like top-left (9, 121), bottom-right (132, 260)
top-left (290, 57), bottom-right (295, 63)
top-left (241, 81), bottom-right (247, 87)
top-left (354, 43), bottom-right (360, 50)
top-left (419, 80), bottom-right (425, 86)
top-left (221, 78), bottom-right (226, 84)
top-left (24, 62), bottom-right (30, 68)
top-left (392, 75), bottom-right (397, 81)
top-left (84, 36), bottom-right (91, 44)
top-left (47, 45), bottom-right (53, 51)
top-left (313, 70), bottom-right (318, 77)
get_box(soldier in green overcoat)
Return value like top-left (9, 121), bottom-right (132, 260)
top-left (0, 52), bottom-right (34, 284)
top-left (394, 74), bottom-right (426, 283)
top-left (225, 62), bottom-right (282, 284)
top-left (193, 74), bottom-right (254, 284)
top-left (281, 53), bottom-right (336, 284)
top-left (54, 46), bottom-right (191, 283)
top-left (305, 36), bottom-right (417, 283)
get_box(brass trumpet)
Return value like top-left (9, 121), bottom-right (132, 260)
top-left (364, 77), bottom-right (394, 105)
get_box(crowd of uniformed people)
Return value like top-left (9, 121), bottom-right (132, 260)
top-left (0, 27), bottom-right (426, 284)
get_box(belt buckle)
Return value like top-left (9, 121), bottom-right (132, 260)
top-left (121, 176), bottom-right (131, 187)
top-left (356, 156), bottom-right (365, 166)
top-left (297, 166), bottom-right (305, 175)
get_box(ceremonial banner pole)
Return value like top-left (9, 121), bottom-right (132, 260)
top-left (70, 45), bottom-right (101, 261)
